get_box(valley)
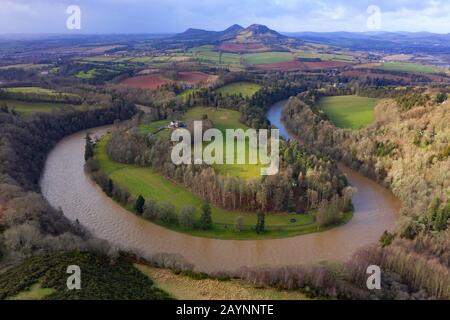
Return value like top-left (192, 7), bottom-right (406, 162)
top-left (0, 11), bottom-right (448, 302)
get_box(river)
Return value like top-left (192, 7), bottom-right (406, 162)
top-left (40, 101), bottom-right (400, 272)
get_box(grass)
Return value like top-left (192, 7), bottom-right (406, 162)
top-left (317, 95), bottom-right (380, 129)
top-left (0, 99), bottom-right (73, 116)
top-left (136, 264), bottom-right (308, 300)
top-left (375, 62), bottom-right (443, 74)
top-left (0, 63), bottom-right (48, 70)
top-left (8, 283), bottom-right (56, 300)
top-left (216, 82), bottom-right (262, 98)
top-left (3, 87), bottom-right (80, 99)
top-left (296, 52), bottom-right (355, 62)
top-left (183, 107), bottom-right (263, 179)
top-left (75, 69), bottom-right (97, 79)
top-left (244, 52), bottom-right (294, 65)
top-left (96, 136), bottom-right (331, 240)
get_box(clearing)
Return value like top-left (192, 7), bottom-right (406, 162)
top-left (317, 95), bottom-right (380, 129)
top-left (216, 82), bottom-right (262, 98)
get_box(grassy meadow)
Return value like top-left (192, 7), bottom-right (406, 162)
top-left (318, 95), bottom-right (380, 129)
top-left (0, 99), bottom-right (73, 116)
top-left (244, 52), bottom-right (294, 65)
top-left (216, 82), bottom-right (262, 97)
top-left (375, 62), bottom-right (443, 74)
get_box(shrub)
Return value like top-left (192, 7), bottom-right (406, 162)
top-left (157, 202), bottom-right (178, 225)
top-left (134, 195), bottom-right (145, 215)
top-left (234, 216), bottom-right (244, 232)
top-left (179, 206), bottom-right (196, 229)
top-left (143, 199), bottom-right (158, 220)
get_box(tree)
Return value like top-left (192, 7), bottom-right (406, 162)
top-left (84, 133), bottom-right (94, 161)
top-left (255, 210), bottom-right (265, 234)
top-left (234, 216), bottom-right (244, 232)
top-left (134, 195), bottom-right (145, 215)
top-left (180, 206), bottom-right (196, 229)
top-left (199, 202), bottom-right (212, 230)
top-left (106, 179), bottom-right (114, 197)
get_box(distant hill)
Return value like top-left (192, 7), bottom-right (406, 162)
top-left (284, 31), bottom-right (450, 54)
top-left (173, 24), bottom-right (295, 52)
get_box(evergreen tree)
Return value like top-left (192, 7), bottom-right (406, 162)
top-left (255, 210), bottom-right (265, 234)
top-left (84, 133), bottom-right (94, 161)
top-left (134, 195), bottom-right (145, 215)
top-left (106, 178), bottom-right (114, 197)
top-left (199, 202), bottom-right (212, 230)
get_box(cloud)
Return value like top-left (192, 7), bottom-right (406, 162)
top-left (0, 0), bottom-right (449, 34)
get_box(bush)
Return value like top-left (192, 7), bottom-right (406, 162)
top-left (179, 206), bottom-right (196, 229)
top-left (143, 199), bottom-right (158, 220)
top-left (234, 216), bottom-right (244, 232)
top-left (134, 195), bottom-right (145, 215)
top-left (157, 202), bottom-right (178, 225)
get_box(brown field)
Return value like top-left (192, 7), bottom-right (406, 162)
top-left (120, 74), bottom-right (172, 89)
top-left (136, 265), bottom-right (308, 300)
top-left (218, 42), bottom-right (267, 53)
top-left (178, 71), bottom-right (217, 83)
top-left (120, 71), bottom-right (217, 89)
top-left (353, 62), bottom-right (383, 69)
top-left (255, 60), bottom-right (348, 71)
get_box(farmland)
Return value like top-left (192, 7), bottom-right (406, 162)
top-left (0, 99), bottom-right (73, 116)
top-left (120, 71), bottom-right (216, 90)
top-left (216, 82), bottom-right (262, 97)
top-left (244, 52), bottom-right (294, 65)
top-left (182, 107), bottom-right (263, 179)
top-left (375, 62), bottom-right (444, 74)
top-left (317, 95), bottom-right (381, 129)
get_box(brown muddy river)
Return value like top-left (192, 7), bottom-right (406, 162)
top-left (40, 101), bottom-right (400, 272)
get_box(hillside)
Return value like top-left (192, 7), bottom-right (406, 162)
top-left (174, 24), bottom-right (295, 52)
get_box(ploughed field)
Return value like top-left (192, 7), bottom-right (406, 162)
top-left (317, 95), bottom-right (381, 129)
top-left (120, 71), bottom-right (216, 90)
top-left (96, 107), bottom-right (351, 239)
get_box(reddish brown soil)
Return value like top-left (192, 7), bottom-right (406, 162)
top-left (303, 61), bottom-right (348, 70)
top-left (120, 75), bottom-right (171, 90)
top-left (120, 71), bottom-right (217, 90)
top-left (178, 71), bottom-right (215, 83)
top-left (218, 42), bottom-right (266, 53)
top-left (255, 60), bottom-right (348, 71)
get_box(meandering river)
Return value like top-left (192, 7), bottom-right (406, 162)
top-left (40, 101), bottom-right (400, 272)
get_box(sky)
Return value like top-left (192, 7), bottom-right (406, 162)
top-left (0, 0), bottom-right (449, 34)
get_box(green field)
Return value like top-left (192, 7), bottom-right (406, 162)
top-left (183, 107), bottom-right (264, 179)
top-left (216, 82), bottom-right (262, 97)
top-left (244, 52), bottom-right (294, 65)
top-left (0, 63), bottom-right (49, 70)
top-left (318, 95), bottom-right (380, 129)
top-left (296, 52), bottom-right (355, 62)
top-left (375, 62), bottom-right (443, 74)
top-left (3, 87), bottom-right (80, 99)
top-left (139, 108), bottom-right (264, 178)
top-left (0, 99), bottom-right (73, 116)
top-left (75, 69), bottom-right (97, 79)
